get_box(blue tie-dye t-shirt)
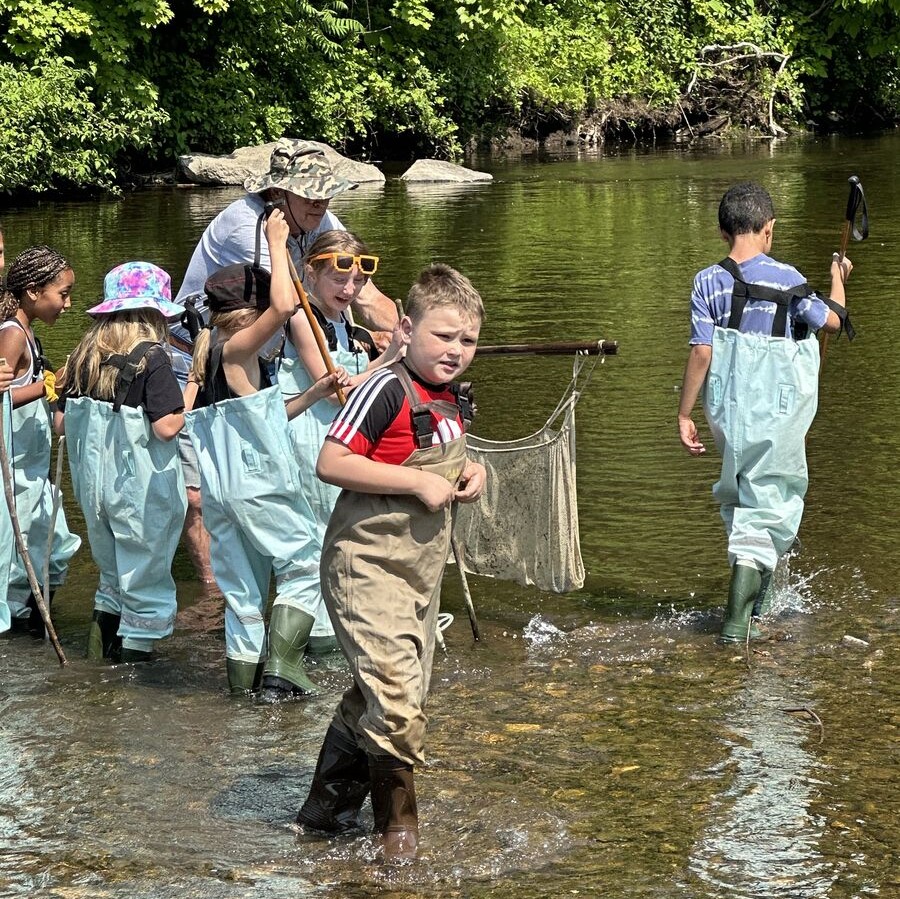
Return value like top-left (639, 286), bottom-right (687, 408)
top-left (689, 253), bottom-right (829, 346)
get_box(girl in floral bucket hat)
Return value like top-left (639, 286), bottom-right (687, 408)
top-left (55, 262), bottom-right (187, 663)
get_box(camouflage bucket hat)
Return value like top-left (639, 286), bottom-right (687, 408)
top-left (244, 140), bottom-right (357, 200)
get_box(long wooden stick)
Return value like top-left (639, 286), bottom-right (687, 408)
top-left (40, 434), bottom-right (66, 639)
top-left (0, 396), bottom-right (68, 665)
top-left (475, 339), bottom-right (618, 357)
top-left (451, 535), bottom-right (481, 641)
top-left (286, 253), bottom-right (347, 406)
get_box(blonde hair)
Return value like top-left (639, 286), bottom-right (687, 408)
top-left (406, 263), bottom-right (484, 324)
top-left (189, 308), bottom-right (259, 384)
top-left (59, 310), bottom-right (168, 401)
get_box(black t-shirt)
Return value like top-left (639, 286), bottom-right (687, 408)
top-left (59, 345), bottom-right (184, 422)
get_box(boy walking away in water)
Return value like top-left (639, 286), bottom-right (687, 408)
top-left (296, 263), bottom-right (486, 862)
top-left (678, 182), bottom-right (853, 643)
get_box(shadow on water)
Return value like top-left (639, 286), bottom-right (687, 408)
top-left (2, 133), bottom-right (899, 897)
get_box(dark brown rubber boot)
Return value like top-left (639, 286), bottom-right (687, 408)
top-left (296, 725), bottom-right (370, 833)
top-left (369, 754), bottom-right (419, 863)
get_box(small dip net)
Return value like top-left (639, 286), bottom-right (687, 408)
top-left (453, 356), bottom-right (599, 594)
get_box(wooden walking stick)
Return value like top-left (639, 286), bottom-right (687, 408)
top-left (286, 253), bottom-right (347, 406)
top-left (475, 339), bottom-right (618, 357)
top-left (820, 175), bottom-right (868, 373)
top-left (0, 390), bottom-right (68, 666)
top-left (451, 534), bottom-right (481, 641)
top-left (40, 434), bottom-right (66, 639)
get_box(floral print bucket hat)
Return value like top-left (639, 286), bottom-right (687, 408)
top-left (87, 262), bottom-right (184, 321)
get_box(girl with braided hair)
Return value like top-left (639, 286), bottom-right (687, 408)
top-left (0, 225), bottom-right (13, 634)
top-left (0, 225), bottom-right (13, 393)
top-left (0, 245), bottom-right (81, 634)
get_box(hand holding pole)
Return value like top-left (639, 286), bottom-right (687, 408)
top-left (820, 175), bottom-right (867, 373)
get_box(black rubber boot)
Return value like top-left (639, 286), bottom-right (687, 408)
top-left (87, 609), bottom-right (122, 661)
top-left (119, 646), bottom-right (153, 663)
top-left (26, 590), bottom-right (54, 638)
top-left (718, 563), bottom-right (762, 644)
top-left (296, 725), bottom-right (371, 833)
top-left (226, 658), bottom-right (263, 694)
top-left (259, 605), bottom-right (319, 701)
top-left (369, 754), bottom-right (419, 863)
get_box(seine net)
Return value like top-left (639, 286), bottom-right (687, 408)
top-left (453, 356), bottom-right (599, 594)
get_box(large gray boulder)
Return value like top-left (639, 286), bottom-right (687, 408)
top-left (400, 159), bottom-right (492, 183)
top-left (177, 139), bottom-right (385, 186)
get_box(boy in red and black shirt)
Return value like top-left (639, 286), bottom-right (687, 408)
top-left (296, 263), bottom-right (486, 862)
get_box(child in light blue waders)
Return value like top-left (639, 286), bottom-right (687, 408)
top-left (677, 182), bottom-right (853, 643)
top-left (55, 263), bottom-right (187, 662)
top-left (0, 224), bottom-right (13, 635)
top-left (184, 208), bottom-right (349, 696)
top-left (0, 246), bottom-right (81, 635)
top-left (277, 230), bottom-right (403, 658)
top-left (0, 385), bottom-right (11, 637)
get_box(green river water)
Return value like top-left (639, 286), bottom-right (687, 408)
top-left (0, 134), bottom-right (897, 898)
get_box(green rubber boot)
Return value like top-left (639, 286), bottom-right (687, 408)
top-left (226, 658), bottom-right (263, 694)
top-left (307, 634), bottom-right (339, 655)
top-left (752, 569), bottom-right (774, 618)
top-left (718, 563), bottom-right (762, 644)
top-left (260, 605), bottom-right (319, 700)
top-left (87, 609), bottom-right (122, 661)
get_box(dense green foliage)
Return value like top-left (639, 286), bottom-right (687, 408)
top-left (1, 0), bottom-right (899, 192)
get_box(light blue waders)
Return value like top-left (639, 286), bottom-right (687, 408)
top-left (184, 386), bottom-right (320, 666)
top-left (0, 392), bottom-right (13, 634)
top-left (278, 336), bottom-right (365, 644)
top-left (704, 327), bottom-right (820, 573)
top-left (5, 395), bottom-right (81, 623)
top-left (65, 397), bottom-right (186, 652)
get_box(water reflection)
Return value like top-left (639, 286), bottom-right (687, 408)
top-left (1, 134), bottom-right (899, 898)
top-left (687, 669), bottom-right (835, 898)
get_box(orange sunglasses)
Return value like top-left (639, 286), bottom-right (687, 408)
top-left (309, 252), bottom-right (379, 275)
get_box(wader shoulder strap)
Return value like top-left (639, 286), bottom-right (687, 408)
top-left (452, 382), bottom-right (476, 432)
top-left (308, 303), bottom-right (339, 352)
top-left (101, 341), bottom-right (157, 412)
top-left (200, 343), bottom-right (271, 407)
top-left (718, 257), bottom-right (810, 337)
top-left (348, 324), bottom-right (379, 361)
top-left (308, 303), bottom-right (378, 359)
top-left (821, 296), bottom-right (856, 341)
top-left (390, 362), bottom-right (463, 450)
top-left (719, 257), bottom-right (856, 342)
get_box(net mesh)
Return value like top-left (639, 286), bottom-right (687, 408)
top-left (453, 356), bottom-right (598, 594)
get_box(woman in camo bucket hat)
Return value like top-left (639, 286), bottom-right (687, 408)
top-left (244, 140), bottom-right (357, 200)
top-left (87, 262), bottom-right (184, 321)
